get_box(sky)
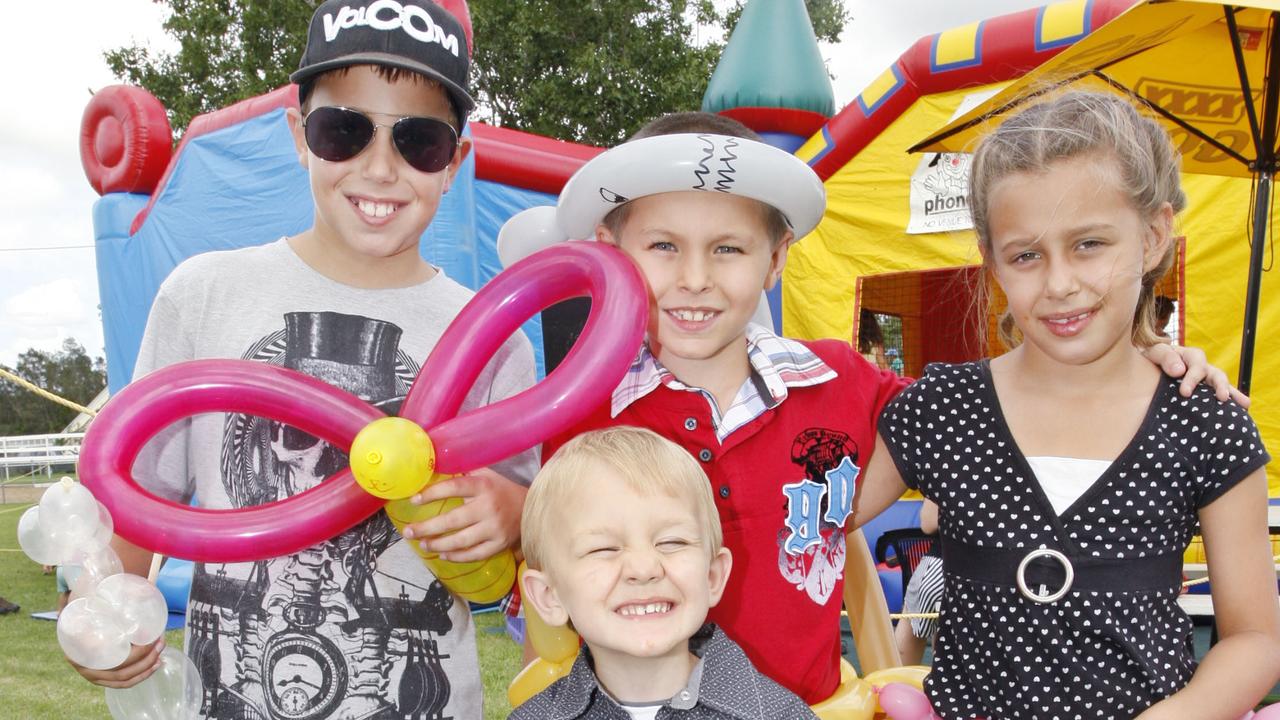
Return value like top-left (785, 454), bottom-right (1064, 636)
top-left (0, 0), bottom-right (1047, 370)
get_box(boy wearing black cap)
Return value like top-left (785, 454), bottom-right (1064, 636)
top-left (69, 2), bottom-right (536, 718)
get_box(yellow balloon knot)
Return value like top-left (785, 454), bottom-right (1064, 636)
top-left (350, 417), bottom-right (436, 500)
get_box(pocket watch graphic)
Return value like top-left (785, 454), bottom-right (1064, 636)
top-left (263, 600), bottom-right (347, 720)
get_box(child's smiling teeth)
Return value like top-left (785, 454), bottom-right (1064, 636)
top-left (354, 198), bottom-right (400, 218)
top-left (618, 602), bottom-right (672, 616)
top-left (1047, 310), bottom-right (1092, 325)
top-left (670, 309), bottom-right (715, 322)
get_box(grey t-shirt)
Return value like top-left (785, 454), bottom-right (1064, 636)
top-left (134, 238), bottom-right (538, 720)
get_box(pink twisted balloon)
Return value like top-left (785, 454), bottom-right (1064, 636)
top-left (80, 242), bottom-right (647, 562)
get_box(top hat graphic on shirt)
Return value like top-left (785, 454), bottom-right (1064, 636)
top-left (282, 311), bottom-right (404, 404)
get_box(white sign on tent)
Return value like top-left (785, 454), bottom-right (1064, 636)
top-left (906, 89), bottom-right (999, 235)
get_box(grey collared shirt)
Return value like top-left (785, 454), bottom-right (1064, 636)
top-left (507, 624), bottom-right (819, 720)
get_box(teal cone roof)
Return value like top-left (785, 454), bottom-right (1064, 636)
top-left (703, 0), bottom-right (835, 118)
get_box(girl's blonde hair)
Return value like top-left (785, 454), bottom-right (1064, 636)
top-left (521, 426), bottom-right (722, 573)
top-left (968, 91), bottom-right (1186, 349)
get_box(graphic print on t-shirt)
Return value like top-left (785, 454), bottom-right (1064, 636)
top-left (778, 428), bottom-right (859, 605)
top-left (186, 311), bottom-right (457, 720)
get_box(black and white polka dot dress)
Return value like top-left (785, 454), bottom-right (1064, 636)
top-left (878, 361), bottom-right (1269, 720)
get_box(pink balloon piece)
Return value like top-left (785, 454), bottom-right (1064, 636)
top-left (1250, 703), bottom-right (1280, 720)
top-left (878, 682), bottom-right (941, 720)
top-left (80, 242), bottom-right (647, 562)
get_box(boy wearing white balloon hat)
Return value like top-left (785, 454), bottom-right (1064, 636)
top-left (520, 112), bottom-right (901, 705)
top-left (519, 111), bottom-right (1240, 706)
top-left (67, 1), bottom-right (537, 718)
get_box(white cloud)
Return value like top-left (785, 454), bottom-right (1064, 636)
top-left (1, 278), bottom-right (103, 364)
top-left (5, 279), bottom-right (91, 325)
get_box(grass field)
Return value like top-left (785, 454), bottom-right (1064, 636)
top-left (0, 501), bottom-right (522, 720)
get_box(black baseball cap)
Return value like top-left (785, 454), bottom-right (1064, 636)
top-left (291, 0), bottom-right (474, 121)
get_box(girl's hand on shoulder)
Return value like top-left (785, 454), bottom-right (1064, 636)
top-left (1143, 343), bottom-right (1249, 407)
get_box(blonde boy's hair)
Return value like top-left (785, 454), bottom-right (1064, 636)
top-left (522, 426), bottom-right (722, 572)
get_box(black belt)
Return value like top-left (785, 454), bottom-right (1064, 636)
top-left (942, 541), bottom-right (1183, 602)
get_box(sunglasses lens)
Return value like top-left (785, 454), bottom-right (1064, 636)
top-left (304, 107), bottom-right (374, 163)
top-left (269, 420), bottom-right (323, 452)
top-left (392, 117), bottom-right (458, 173)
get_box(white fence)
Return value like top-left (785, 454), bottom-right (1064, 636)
top-left (0, 432), bottom-right (83, 486)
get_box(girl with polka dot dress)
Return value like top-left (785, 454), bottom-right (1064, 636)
top-left (853, 92), bottom-right (1280, 719)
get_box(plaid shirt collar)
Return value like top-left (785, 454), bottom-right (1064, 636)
top-left (610, 324), bottom-right (837, 440)
top-left (545, 624), bottom-right (770, 720)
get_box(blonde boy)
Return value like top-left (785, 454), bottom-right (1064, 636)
top-left (515, 426), bottom-right (816, 719)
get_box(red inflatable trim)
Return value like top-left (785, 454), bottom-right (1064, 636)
top-left (470, 124), bottom-right (601, 196)
top-left (719, 106), bottom-right (830, 138)
top-left (80, 86), bottom-right (172, 196)
top-left (809, 0), bottom-right (1133, 181)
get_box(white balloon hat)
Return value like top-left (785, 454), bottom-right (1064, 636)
top-left (18, 477), bottom-right (203, 719)
top-left (496, 132), bottom-right (827, 268)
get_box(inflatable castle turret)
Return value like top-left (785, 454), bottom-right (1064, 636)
top-left (702, 0), bottom-right (835, 151)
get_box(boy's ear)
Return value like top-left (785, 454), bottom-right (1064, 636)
top-left (595, 224), bottom-right (617, 245)
top-left (1142, 201), bottom-right (1175, 273)
top-left (286, 107), bottom-right (309, 170)
top-left (443, 136), bottom-right (474, 193)
top-left (763, 232), bottom-right (794, 291)
top-left (706, 547), bottom-right (733, 608)
top-left (521, 567), bottom-right (571, 628)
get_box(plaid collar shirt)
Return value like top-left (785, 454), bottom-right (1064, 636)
top-left (610, 324), bottom-right (838, 443)
top-left (507, 624), bottom-right (819, 720)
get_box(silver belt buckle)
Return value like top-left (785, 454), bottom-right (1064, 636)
top-left (1016, 548), bottom-right (1074, 603)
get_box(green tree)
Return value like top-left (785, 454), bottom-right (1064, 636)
top-left (470, 0), bottom-right (732, 145)
top-left (106, 0), bottom-right (847, 145)
top-left (105, 0), bottom-right (314, 137)
top-left (0, 340), bottom-right (107, 436)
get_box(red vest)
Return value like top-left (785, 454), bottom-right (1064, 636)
top-left (544, 339), bottom-right (908, 703)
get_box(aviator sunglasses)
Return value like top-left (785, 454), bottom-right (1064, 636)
top-left (301, 106), bottom-right (459, 173)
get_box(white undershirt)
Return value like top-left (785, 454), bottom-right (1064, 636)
top-left (1025, 456), bottom-right (1112, 516)
top-left (619, 704), bottom-right (661, 720)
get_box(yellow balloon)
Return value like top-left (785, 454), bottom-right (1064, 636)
top-left (426, 552), bottom-right (516, 604)
top-left (507, 657), bottom-right (574, 708)
top-left (863, 665), bottom-right (930, 690)
top-left (811, 659), bottom-right (877, 720)
top-left (386, 495), bottom-right (463, 548)
top-left (517, 561), bottom-right (580, 664)
top-left (385, 491), bottom-right (516, 603)
top-left (350, 417), bottom-right (436, 499)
